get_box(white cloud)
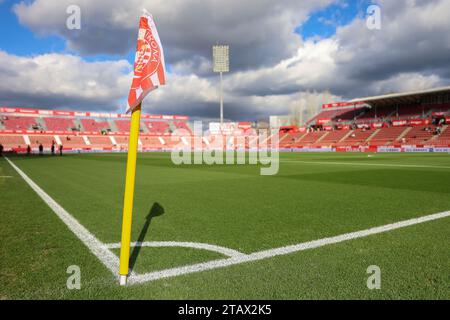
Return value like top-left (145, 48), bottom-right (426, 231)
top-left (0, 51), bottom-right (131, 110)
top-left (368, 73), bottom-right (443, 96)
top-left (3, 0), bottom-right (450, 121)
top-left (13, 0), bottom-right (334, 70)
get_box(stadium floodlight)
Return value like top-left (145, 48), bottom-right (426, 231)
top-left (213, 45), bottom-right (230, 126)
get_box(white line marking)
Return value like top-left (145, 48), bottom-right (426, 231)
top-left (4, 157), bottom-right (120, 277)
top-left (105, 241), bottom-right (247, 258)
top-left (128, 210), bottom-right (450, 284)
top-left (281, 159), bottom-right (450, 169)
top-left (5, 157), bottom-right (450, 286)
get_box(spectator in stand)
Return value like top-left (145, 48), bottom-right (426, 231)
top-left (59, 144), bottom-right (63, 156)
top-left (27, 145), bottom-right (31, 156)
top-left (0, 143), bottom-right (3, 156)
top-left (39, 143), bottom-right (43, 156)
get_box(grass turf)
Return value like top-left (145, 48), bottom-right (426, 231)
top-left (0, 152), bottom-right (449, 299)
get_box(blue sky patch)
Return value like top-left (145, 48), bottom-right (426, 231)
top-left (297, 0), bottom-right (374, 40)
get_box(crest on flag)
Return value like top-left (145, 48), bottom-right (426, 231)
top-left (126, 10), bottom-right (166, 113)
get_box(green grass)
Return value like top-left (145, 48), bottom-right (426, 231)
top-left (0, 152), bottom-right (449, 299)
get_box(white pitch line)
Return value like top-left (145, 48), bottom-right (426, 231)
top-left (5, 157), bottom-right (450, 286)
top-left (4, 157), bottom-right (120, 277)
top-left (105, 241), bottom-right (247, 258)
top-left (128, 210), bottom-right (450, 285)
top-left (281, 159), bottom-right (450, 170)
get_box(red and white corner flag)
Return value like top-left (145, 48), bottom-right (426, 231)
top-left (126, 9), bottom-right (166, 113)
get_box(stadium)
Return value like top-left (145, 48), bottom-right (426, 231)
top-left (1, 86), bottom-right (449, 300)
top-left (1, 0), bottom-right (450, 303)
top-left (1, 86), bottom-right (450, 153)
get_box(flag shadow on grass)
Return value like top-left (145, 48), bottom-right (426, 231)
top-left (129, 202), bottom-right (165, 272)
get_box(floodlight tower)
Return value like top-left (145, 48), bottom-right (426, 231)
top-left (213, 45), bottom-right (230, 126)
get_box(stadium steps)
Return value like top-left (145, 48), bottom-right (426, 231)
top-left (428, 134), bottom-right (439, 142)
top-left (73, 118), bottom-right (83, 132)
top-left (433, 125), bottom-right (450, 145)
top-left (278, 134), bottom-right (290, 144)
top-left (108, 120), bottom-right (119, 132)
top-left (77, 118), bottom-right (87, 132)
top-left (83, 136), bottom-right (91, 145)
top-left (429, 125), bottom-right (448, 142)
top-left (140, 121), bottom-right (149, 133)
top-left (365, 129), bottom-right (381, 142)
top-left (53, 135), bottom-right (62, 145)
top-left (23, 135), bottom-right (31, 146)
top-left (338, 130), bottom-right (354, 143)
top-left (35, 117), bottom-right (47, 130)
top-left (316, 132), bottom-right (330, 143)
top-left (295, 132), bottom-right (309, 142)
top-left (169, 122), bottom-right (177, 133)
top-left (396, 127), bottom-right (412, 141)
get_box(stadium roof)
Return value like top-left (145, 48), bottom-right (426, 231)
top-left (349, 86), bottom-right (450, 107)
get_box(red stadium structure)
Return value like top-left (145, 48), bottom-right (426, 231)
top-left (0, 107), bottom-right (190, 153)
top-left (279, 86), bottom-right (450, 152)
top-left (1, 86), bottom-right (450, 153)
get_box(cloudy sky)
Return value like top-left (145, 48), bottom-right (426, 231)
top-left (0, 0), bottom-right (449, 121)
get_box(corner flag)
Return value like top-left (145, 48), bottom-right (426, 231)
top-left (119, 10), bottom-right (166, 286)
top-left (126, 9), bottom-right (166, 113)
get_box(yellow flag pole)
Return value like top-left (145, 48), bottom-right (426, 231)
top-left (119, 103), bottom-right (142, 286)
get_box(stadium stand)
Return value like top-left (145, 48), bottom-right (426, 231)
top-left (28, 135), bottom-right (56, 147)
top-left (317, 130), bottom-right (351, 146)
top-left (1, 87), bottom-right (450, 152)
top-left (279, 133), bottom-right (301, 148)
top-left (45, 117), bottom-right (75, 131)
top-left (368, 126), bottom-right (408, 146)
top-left (174, 121), bottom-right (192, 134)
top-left (2, 116), bottom-right (39, 130)
top-left (356, 107), bottom-right (394, 122)
top-left (81, 119), bottom-right (111, 132)
top-left (115, 120), bottom-right (131, 132)
top-left (394, 105), bottom-right (430, 120)
top-left (145, 121), bottom-right (170, 134)
top-left (60, 135), bottom-right (87, 149)
top-left (297, 131), bottom-right (328, 146)
top-left (337, 129), bottom-right (374, 146)
top-left (433, 125), bottom-right (450, 146)
top-left (141, 136), bottom-right (165, 149)
top-left (86, 136), bottom-right (113, 148)
top-left (112, 136), bottom-right (130, 148)
top-left (0, 135), bottom-right (26, 149)
top-left (402, 125), bottom-right (437, 145)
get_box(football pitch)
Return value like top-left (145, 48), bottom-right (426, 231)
top-left (1, 152), bottom-right (449, 299)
